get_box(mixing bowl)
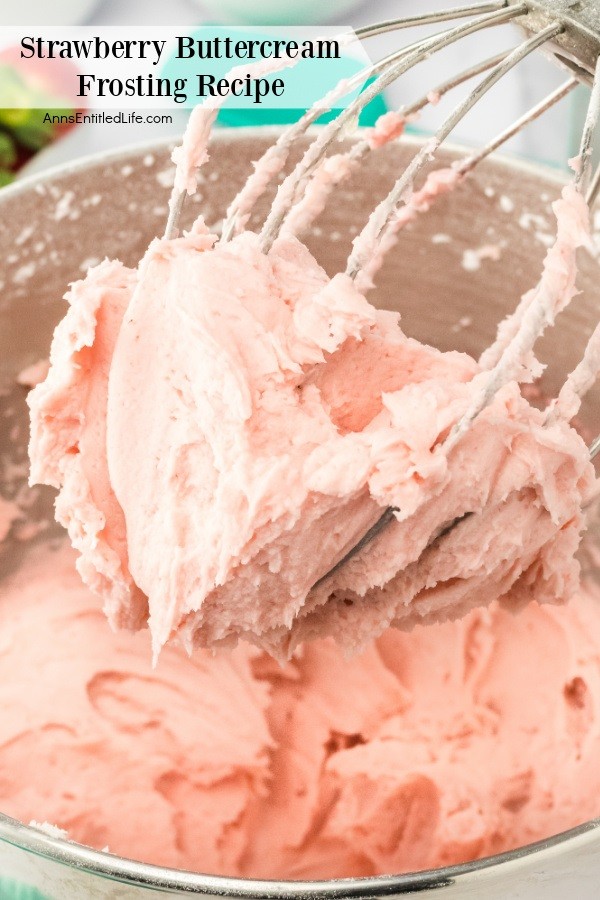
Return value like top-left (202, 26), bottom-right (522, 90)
top-left (1, 130), bottom-right (600, 898)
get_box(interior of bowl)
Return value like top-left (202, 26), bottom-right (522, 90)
top-left (0, 129), bottom-right (599, 892)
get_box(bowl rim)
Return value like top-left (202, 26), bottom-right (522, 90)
top-left (1, 124), bottom-right (571, 204)
top-left (1, 129), bottom-right (597, 895)
top-left (0, 812), bottom-right (599, 894)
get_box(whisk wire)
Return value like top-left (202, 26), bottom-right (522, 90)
top-left (403, 50), bottom-right (511, 117)
top-left (259, 4), bottom-right (528, 251)
top-left (575, 56), bottom-right (600, 192)
top-left (458, 76), bottom-right (578, 174)
top-left (355, 1), bottom-right (510, 39)
top-left (345, 22), bottom-right (563, 280)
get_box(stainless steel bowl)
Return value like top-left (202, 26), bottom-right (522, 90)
top-left (1, 130), bottom-right (599, 899)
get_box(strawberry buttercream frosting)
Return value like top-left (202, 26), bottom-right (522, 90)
top-left (1, 538), bottom-right (600, 877)
top-left (28, 182), bottom-right (597, 659)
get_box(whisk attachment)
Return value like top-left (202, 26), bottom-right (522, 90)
top-left (163, 0), bottom-right (600, 586)
top-left (221, 52), bottom-right (513, 242)
top-left (266, 72), bottom-right (577, 245)
top-left (344, 21), bottom-right (563, 281)
top-left (259, 4), bottom-right (528, 252)
top-left (511, 0), bottom-right (600, 77)
top-left (170, 1), bottom-right (518, 240)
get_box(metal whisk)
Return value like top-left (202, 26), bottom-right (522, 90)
top-left (165, 0), bottom-right (600, 586)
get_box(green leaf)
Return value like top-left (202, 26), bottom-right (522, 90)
top-left (10, 116), bottom-right (54, 151)
top-left (0, 130), bottom-right (17, 168)
top-left (0, 169), bottom-right (14, 187)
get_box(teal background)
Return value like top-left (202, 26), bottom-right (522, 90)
top-left (0, 878), bottom-right (50, 900)
top-left (162, 26), bottom-right (388, 125)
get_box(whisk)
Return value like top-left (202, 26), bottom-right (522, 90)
top-left (165, 0), bottom-right (600, 586)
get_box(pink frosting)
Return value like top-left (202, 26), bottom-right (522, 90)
top-left (368, 111), bottom-right (408, 149)
top-left (28, 259), bottom-right (147, 629)
top-left (28, 219), bottom-right (596, 659)
top-left (480, 184), bottom-right (591, 371)
top-left (2, 538), bottom-right (600, 876)
top-left (282, 152), bottom-right (358, 238)
top-left (171, 53), bottom-right (317, 197)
